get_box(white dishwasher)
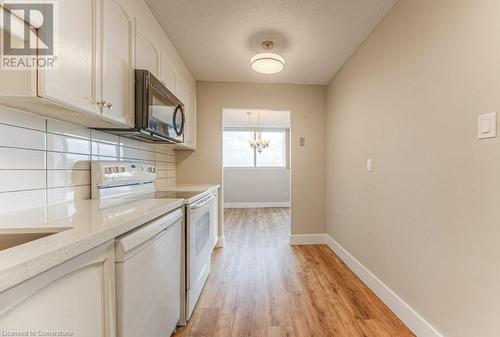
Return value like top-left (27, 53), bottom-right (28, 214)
top-left (115, 208), bottom-right (183, 337)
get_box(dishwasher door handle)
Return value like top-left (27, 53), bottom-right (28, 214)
top-left (191, 195), bottom-right (215, 209)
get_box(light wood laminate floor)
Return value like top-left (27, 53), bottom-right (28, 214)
top-left (173, 208), bottom-right (414, 337)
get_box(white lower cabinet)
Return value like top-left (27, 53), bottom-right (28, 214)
top-left (0, 241), bottom-right (116, 337)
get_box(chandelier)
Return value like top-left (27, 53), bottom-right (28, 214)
top-left (247, 112), bottom-right (270, 153)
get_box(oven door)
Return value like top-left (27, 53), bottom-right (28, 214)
top-left (185, 193), bottom-right (215, 319)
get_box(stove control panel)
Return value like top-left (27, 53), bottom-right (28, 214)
top-left (91, 161), bottom-right (157, 192)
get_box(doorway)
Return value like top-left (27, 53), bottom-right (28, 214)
top-left (221, 108), bottom-right (291, 236)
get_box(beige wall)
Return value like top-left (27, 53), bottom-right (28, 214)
top-left (223, 168), bottom-right (291, 206)
top-left (176, 81), bottom-right (326, 235)
top-left (326, 0), bottom-right (500, 336)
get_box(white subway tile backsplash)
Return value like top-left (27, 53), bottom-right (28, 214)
top-left (156, 169), bottom-right (168, 179)
top-left (0, 105), bottom-right (177, 211)
top-left (119, 137), bottom-right (141, 149)
top-left (140, 142), bottom-right (155, 151)
top-left (47, 170), bottom-right (90, 188)
top-left (0, 189), bottom-right (46, 213)
top-left (47, 119), bottom-right (90, 139)
top-left (47, 152), bottom-right (90, 170)
top-left (91, 155), bottom-right (118, 162)
top-left (0, 170), bottom-right (46, 192)
top-left (47, 185), bottom-right (91, 205)
top-left (91, 130), bottom-right (119, 144)
top-left (155, 161), bottom-right (168, 170)
top-left (47, 133), bottom-right (91, 154)
top-left (155, 178), bottom-right (175, 188)
top-left (0, 124), bottom-right (46, 150)
top-left (0, 148), bottom-right (45, 169)
top-left (154, 143), bottom-right (169, 153)
top-left (0, 106), bottom-right (46, 130)
top-left (155, 152), bottom-right (168, 162)
top-left (140, 150), bottom-right (155, 161)
top-left (120, 146), bottom-right (141, 160)
top-left (92, 141), bottom-right (120, 157)
top-left (157, 167), bottom-right (176, 179)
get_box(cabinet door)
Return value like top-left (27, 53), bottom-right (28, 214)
top-left (101, 0), bottom-right (134, 126)
top-left (187, 89), bottom-right (197, 148)
top-left (0, 7), bottom-right (36, 96)
top-left (174, 77), bottom-right (197, 149)
top-left (136, 31), bottom-right (159, 76)
top-left (0, 241), bottom-right (116, 337)
top-left (38, 0), bottom-right (100, 115)
top-left (160, 58), bottom-right (176, 94)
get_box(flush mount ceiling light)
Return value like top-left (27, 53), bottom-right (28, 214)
top-left (251, 41), bottom-right (285, 75)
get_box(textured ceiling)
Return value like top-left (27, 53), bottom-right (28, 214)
top-left (145, 0), bottom-right (398, 85)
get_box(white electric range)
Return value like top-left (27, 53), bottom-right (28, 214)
top-left (91, 161), bottom-right (217, 327)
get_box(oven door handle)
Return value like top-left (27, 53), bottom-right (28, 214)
top-left (191, 194), bottom-right (215, 209)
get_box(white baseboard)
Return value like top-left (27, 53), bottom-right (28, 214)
top-left (224, 202), bottom-right (291, 209)
top-left (324, 235), bottom-right (443, 337)
top-left (289, 233), bottom-right (328, 245)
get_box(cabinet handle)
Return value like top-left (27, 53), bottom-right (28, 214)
top-left (96, 101), bottom-right (106, 108)
top-left (104, 102), bottom-right (113, 109)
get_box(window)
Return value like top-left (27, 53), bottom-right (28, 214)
top-left (223, 130), bottom-right (254, 167)
top-left (223, 129), bottom-right (288, 168)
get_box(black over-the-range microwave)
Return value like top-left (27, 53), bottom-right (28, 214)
top-left (96, 69), bottom-right (185, 143)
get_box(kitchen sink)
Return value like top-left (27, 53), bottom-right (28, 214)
top-left (0, 232), bottom-right (60, 251)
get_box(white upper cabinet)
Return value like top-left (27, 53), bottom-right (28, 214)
top-left (136, 31), bottom-right (160, 77)
top-left (188, 89), bottom-right (197, 148)
top-left (38, 0), bottom-right (99, 116)
top-left (174, 77), bottom-right (196, 150)
top-left (0, 0), bottom-right (196, 148)
top-left (160, 56), bottom-right (177, 95)
top-left (101, 0), bottom-right (135, 126)
top-left (0, 0), bottom-right (135, 128)
top-left (175, 77), bottom-right (189, 113)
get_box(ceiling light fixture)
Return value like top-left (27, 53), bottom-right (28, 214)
top-left (251, 41), bottom-right (285, 75)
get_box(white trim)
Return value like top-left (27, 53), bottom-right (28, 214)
top-left (324, 234), bottom-right (443, 337)
top-left (224, 202), bottom-right (291, 209)
top-left (289, 234), bottom-right (328, 245)
top-left (216, 235), bottom-right (225, 248)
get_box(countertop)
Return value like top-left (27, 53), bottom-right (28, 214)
top-left (0, 197), bottom-right (184, 293)
top-left (158, 184), bottom-right (220, 192)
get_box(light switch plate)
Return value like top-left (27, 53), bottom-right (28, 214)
top-left (478, 112), bottom-right (496, 139)
top-left (367, 158), bottom-right (373, 172)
